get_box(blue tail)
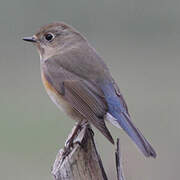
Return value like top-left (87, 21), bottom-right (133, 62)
top-left (101, 83), bottom-right (156, 158)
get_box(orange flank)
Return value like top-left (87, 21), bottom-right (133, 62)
top-left (41, 71), bottom-right (70, 113)
top-left (41, 72), bottom-right (57, 93)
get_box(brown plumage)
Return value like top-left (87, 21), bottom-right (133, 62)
top-left (23, 22), bottom-right (156, 158)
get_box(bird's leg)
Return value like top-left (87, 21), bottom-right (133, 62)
top-left (64, 120), bottom-right (83, 150)
top-left (61, 120), bottom-right (90, 161)
top-left (62, 120), bottom-right (84, 158)
top-left (87, 125), bottom-right (94, 137)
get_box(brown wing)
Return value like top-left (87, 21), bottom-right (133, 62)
top-left (42, 59), bottom-right (114, 144)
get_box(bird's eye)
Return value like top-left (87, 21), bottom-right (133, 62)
top-left (45, 33), bottom-right (54, 41)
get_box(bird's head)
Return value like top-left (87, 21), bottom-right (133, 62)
top-left (23, 22), bottom-right (84, 60)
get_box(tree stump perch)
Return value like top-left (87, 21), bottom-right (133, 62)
top-left (51, 124), bottom-right (125, 180)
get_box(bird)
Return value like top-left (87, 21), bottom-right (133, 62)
top-left (23, 22), bottom-right (156, 158)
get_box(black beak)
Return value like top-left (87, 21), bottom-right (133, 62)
top-left (22, 36), bottom-right (37, 43)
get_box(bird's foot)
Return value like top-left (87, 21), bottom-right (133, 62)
top-left (63, 122), bottom-right (82, 157)
top-left (87, 126), bottom-right (94, 137)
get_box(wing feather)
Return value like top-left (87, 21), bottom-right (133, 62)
top-left (42, 59), bottom-right (114, 144)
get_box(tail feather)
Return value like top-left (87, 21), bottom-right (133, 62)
top-left (122, 111), bottom-right (156, 157)
top-left (101, 82), bottom-right (156, 158)
top-left (112, 110), bottom-right (156, 158)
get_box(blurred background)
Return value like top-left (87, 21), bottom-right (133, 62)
top-left (0, 0), bottom-right (179, 179)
